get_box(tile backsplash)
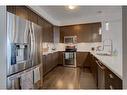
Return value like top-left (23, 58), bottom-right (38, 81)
top-left (42, 42), bottom-right (102, 52)
top-left (42, 42), bottom-right (115, 55)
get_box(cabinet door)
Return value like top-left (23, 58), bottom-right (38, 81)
top-left (49, 24), bottom-right (54, 42)
top-left (89, 54), bottom-right (98, 86)
top-left (46, 23), bottom-right (50, 42)
top-left (45, 54), bottom-right (49, 73)
top-left (7, 6), bottom-right (16, 14)
top-left (37, 16), bottom-right (44, 26)
top-left (42, 55), bottom-right (46, 75)
top-left (55, 52), bottom-right (58, 66)
top-left (60, 27), bottom-right (64, 43)
top-left (46, 54), bottom-right (53, 73)
top-left (37, 16), bottom-right (44, 42)
top-left (52, 53), bottom-right (56, 68)
top-left (76, 52), bottom-right (88, 67)
top-left (15, 6), bottom-right (28, 20)
top-left (43, 20), bottom-right (49, 42)
top-left (92, 23), bottom-right (102, 42)
top-left (58, 52), bottom-right (63, 65)
top-left (52, 52), bottom-right (58, 68)
top-left (60, 25), bottom-right (78, 43)
top-left (42, 20), bottom-right (47, 42)
top-left (97, 60), bottom-right (106, 89)
top-left (28, 9), bottom-right (38, 24)
top-left (105, 68), bottom-right (122, 89)
top-left (78, 24), bottom-right (92, 42)
top-left (84, 53), bottom-right (92, 68)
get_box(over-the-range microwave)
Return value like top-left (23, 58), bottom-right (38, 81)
top-left (64, 36), bottom-right (77, 44)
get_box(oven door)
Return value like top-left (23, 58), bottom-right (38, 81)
top-left (63, 52), bottom-right (76, 67)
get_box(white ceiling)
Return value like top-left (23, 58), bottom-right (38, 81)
top-left (30, 6), bottom-right (122, 26)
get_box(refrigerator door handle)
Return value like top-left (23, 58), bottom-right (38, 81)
top-left (29, 23), bottom-right (33, 61)
top-left (31, 23), bottom-right (36, 66)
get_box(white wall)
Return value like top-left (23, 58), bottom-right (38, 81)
top-left (0, 6), bottom-right (7, 89)
top-left (122, 6), bottom-right (127, 89)
top-left (102, 19), bottom-right (123, 78)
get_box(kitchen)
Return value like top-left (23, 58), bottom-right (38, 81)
top-left (0, 5), bottom-right (125, 89)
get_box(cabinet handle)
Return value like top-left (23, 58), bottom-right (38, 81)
top-left (109, 85), bottom-right (113, 89)
top-left (96, 60), bottom-right (105, 70)
top-left (109, 74), bottom-right (114, 79)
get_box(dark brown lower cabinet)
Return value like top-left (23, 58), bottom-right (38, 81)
top-left (89, 54), bottom-right (98, 87)
top-left (42, 55), bottom-right (46, 75)
top-left (42, 52), bottom-right (122, 89)
top-left (76, 52), bottom-right (88, 67)
top-left (52, 52), bottom-right (59, 68)
top-left (105, 68), bottom-right (122, 89)
top-left (89, 53), bottom-right (122, 89)
top-left (46, 53), bottom-right (52, 73)
top-left (42, 52), bottom-right (59, 76)
top-left (96, 60), bottom-right (106, 89)
top-left (58, 51), bottom-right (64, 65)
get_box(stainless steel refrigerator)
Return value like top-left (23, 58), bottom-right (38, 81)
top-left (7, 12), bottom-right (42, 89)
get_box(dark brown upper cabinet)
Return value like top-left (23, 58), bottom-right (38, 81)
top-left (15, 6), bottom-right (29, 20)
top-left (7, 6), bottom-right (29, 20)
top-left (38, 16), bottom-right (54, 42)
top-left (91, 23), bottom-right (102, 42)
top-left (28, 9), bottom-right (38, 24)
top-left (42, 20), bottom-right (54, 42)
top-left (60, 25), bottom-right (78, 42)
top-left (7, 6), bottom-right (54, 43)
top-left (7, 6), bottom-right (16, 14)
top-left (60, 22), bottom-right (102, 43)
top-left (37, 16), bottom-right (44, 26)
top-left (77, 24), bottom-right (93, 42)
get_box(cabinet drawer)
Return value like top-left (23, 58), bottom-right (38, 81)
top-left (105, 68), bottom-right (122, 89)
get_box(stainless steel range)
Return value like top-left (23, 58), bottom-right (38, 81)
top-left (63, 45), bottom-right (77, 67)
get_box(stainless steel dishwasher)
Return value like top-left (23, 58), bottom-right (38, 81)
top-left (96, 60), bottom-right (106, 89)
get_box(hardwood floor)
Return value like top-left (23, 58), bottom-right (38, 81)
top-left (42, 66), bottom-right (97, 89)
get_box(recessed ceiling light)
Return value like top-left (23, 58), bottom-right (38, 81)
top-left (97, 11), bottom-right (102, 14)
top-left (68, 5), bottom-right (76, 10)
